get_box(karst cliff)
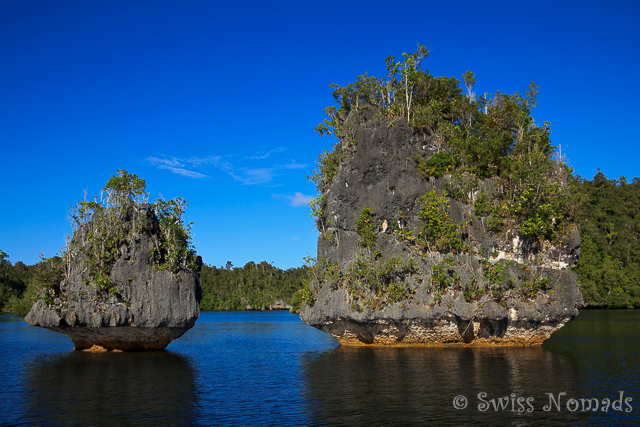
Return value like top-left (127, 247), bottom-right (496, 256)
top-left (300, 101), bottom-right (582, 346)
top-left (26, 171), bottom-right (201, 351)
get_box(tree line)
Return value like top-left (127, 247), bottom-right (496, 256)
top-left (571, 172), bottom-right (640, 308)
top-left (199, 261), bottom-right (306, 312)
top-left (0, 254), bottom-right (310, 315)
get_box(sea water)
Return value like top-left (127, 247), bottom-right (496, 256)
top-left (0, 310), bottom-right (638, 426)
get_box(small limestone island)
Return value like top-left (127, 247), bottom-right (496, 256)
top-left (26, 170), bottom-right (201, 351)
top-left (300, 45), bottom-right (583, 346)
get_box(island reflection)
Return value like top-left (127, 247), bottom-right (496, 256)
top-left (25, 351), bottom-right (196, 427)
top-left (302, 345), bottom-right (585, 426)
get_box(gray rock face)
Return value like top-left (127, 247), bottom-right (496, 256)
top-left (300, 106), bottom-right (582, 346)
top-left (26, 205), bottom-right (201, 351)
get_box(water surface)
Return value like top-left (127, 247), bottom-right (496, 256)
top-left (0, 310), bottom-right (637, 426)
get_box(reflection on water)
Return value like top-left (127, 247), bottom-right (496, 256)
top-left (25, 351), bottom-right (196, 427)
top-left (302, 310), bottom-right (640, 426)
top-left (303, 346), bottom-right (580, 425)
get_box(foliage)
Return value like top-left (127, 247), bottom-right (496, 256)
top-left (462, 277), bottom-right (484, 303)
top-left (5, 278), bottom-right (40, 316)
top-left (154, 197), bottom-right (197, 273)
top-left (428, 256), bottom-right (554, 305)
top-left (0, 251), bottom-right (75, 316)
top-left (309, 195), bottom-right (324, 220)
top-left (429, 258), bottom-right (462, 302)
top-left (308, 146), bottom-right (344, 193)
top-left (409, 79), bottom-right (572, 241)
top-left (298, 256), bottom-right (325, 307)
top-left (355, 206), bottom-right (377, 249)
top-left (572, 171), bottom-right (640, 308)
top-left (474, 191), bottom-right (490, 217)
top-left (417, 191), bottom-right (468, 253)
top-left (520, 275), bottom-right (552, 300)
top-left (309, 194), bottom-right (328, 237)
top-left (297, 254), bottom-right (420, 312)
top-left (414, 152), bottom-right (456, 179)
top-left (0, 250), bottom-right (34, 313)
top-left (444, 170), bottom-right (479, 204)
top-left (344, 256), bottom-right (419, 311)
top-left (31, 255), bottom-right (66, 294)
top-left (199, 260), bottom-right (308, 312)
top-left (103, 170), bottom-right (149, 206)
top-left (480, 259), bottom-right (516, 298)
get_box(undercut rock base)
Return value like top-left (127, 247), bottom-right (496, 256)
top-left (45, 326), bottom-right (194, 351)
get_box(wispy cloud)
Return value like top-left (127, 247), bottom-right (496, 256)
top-left (147, 156), bottom-right (182, 167)
top-left (238, 168), bottom-right (275, 185)
top-left (158, 165), bottom-right (208, 178)
top-left (275, 162), bottom-right (306, 170)
top-left (148, 148), bottom-right (306, 185)
top-left (246, 147), bottom-right (286, 160)
top-left (290, 192), bottom-right (313, 206)
top-left (147, 156), bottom-right (229, 178)
top-left (289, 237), bottom-right (299, 242)
top-left (272, 192), bottom-right (314, 207)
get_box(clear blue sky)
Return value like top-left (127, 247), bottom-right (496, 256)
top-left (1, 0), bottom-right (639, 268)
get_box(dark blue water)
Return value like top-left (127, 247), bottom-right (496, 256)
top-left (0, 310), bottom-right (638, 426)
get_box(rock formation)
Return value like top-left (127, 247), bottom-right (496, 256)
top-left (300, 106), bottom-right (582, 346)
top-left (26, 198), bottom-right (201, 351)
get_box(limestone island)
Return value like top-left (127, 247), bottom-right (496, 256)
top-left (26, 170), bottom-right (201, 351)
top-left (300, 45), bottom-right (582, 346)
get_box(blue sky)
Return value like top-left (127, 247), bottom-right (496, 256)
top-left (1, 0), bottom-right (639, 268)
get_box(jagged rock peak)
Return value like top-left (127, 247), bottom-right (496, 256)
top-left (26, 170), bottom-right (201, 351)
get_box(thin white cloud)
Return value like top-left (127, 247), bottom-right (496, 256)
top-left (148, 156), bottom-right (210, 178)
top-left (157, 165), bottom-right (208, 178)
top-left (275, 162), bottom-right (306, 170)
top-left (273, 192), bottom-right (314, 207)
top-left (246, 147), bottom-right (287, 160)
top-left (148, 156), bottom-right (183, 167)
top-left (184, 156), bottom-right (224, 167)
top-left (289, 237), bottom-right (299, 242)
top-left (237, 168), bottom-right (275, 185)
top-left (290, 192), bottom-right (313, 206)
top-left (148, 147), bottom-right (305, 184)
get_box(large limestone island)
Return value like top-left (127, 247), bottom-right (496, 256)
top-left (300, 46), bottom-right (582, 346)
top-left (26, 170), bottom-right (201, 351)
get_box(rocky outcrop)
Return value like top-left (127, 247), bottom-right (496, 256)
top-left (300, 106), bottom-right (582, 346)
top-left (26, 204), bottom-right (201, 351)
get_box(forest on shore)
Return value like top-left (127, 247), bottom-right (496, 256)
top-left (1, 170), bottom-right (639, 315)
top-left (571, 172), bottom-right (640, 308)
top-left (0, 250), bottom-right (308, 316)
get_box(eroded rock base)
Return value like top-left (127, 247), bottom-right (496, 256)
top-left (320, 317), bottom-right (573, 347)
top-left (45, 326), bottom-right (192, 351)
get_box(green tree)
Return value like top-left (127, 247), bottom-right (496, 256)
top-left (0, 250), bottom-right (36, 314)
top-left (199, 261), bottom-right (308, 311)
top-left (572, 171), bottom-right (640, 308)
